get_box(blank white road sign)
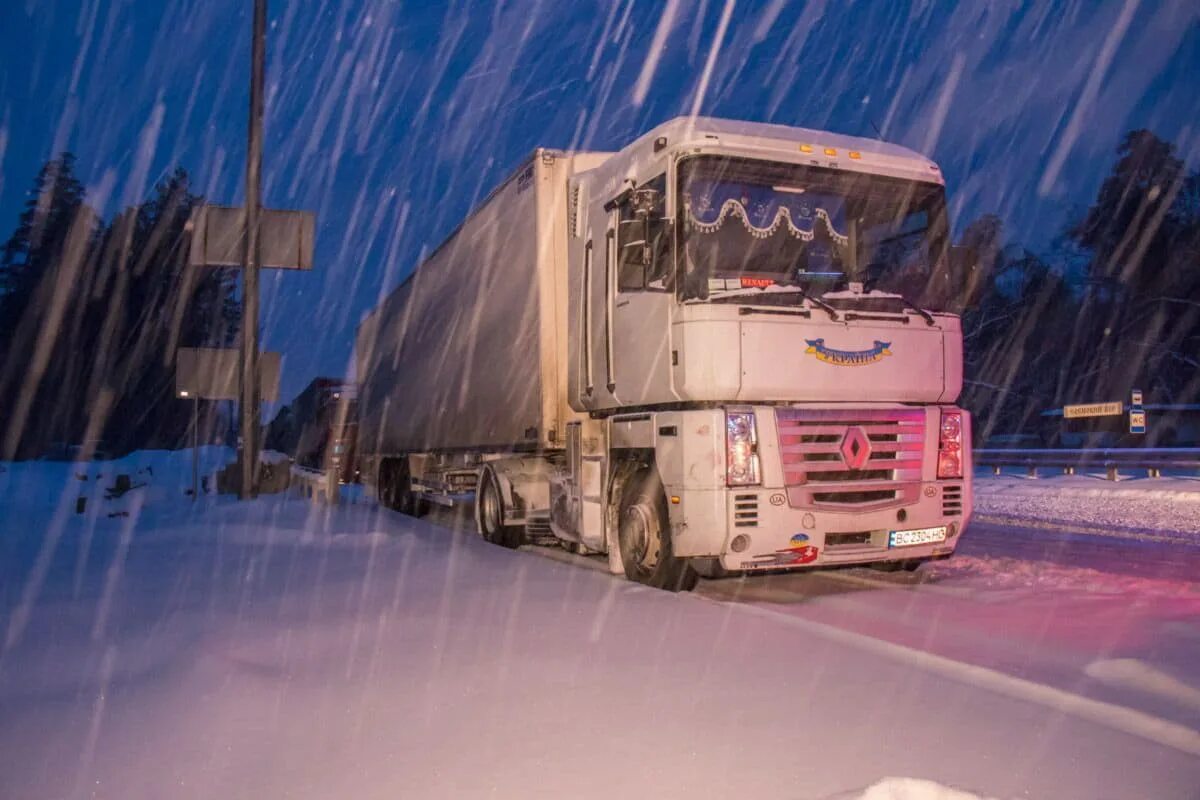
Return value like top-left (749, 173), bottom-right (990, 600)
top-left (176, 347), bottom-right (280, 403)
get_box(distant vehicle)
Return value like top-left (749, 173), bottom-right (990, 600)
top-left (265, 379), bottom-right (358, 483)
top-left (356, 117), bottom-right (975, 591)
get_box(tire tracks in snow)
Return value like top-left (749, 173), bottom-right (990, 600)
top-left (690, 592), bottom-right (1200, 759)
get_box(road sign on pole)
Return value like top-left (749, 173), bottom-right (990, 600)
top-left (176, 347), bottom-right (280, 502)
top-left (183, 0), bottom-right (313, 499)
top-left (188, 205), bottom-right (314, 271)
top-left (240, 0), bottom-right (268, 500)
top-left (1062, 401), bottom-right (1124, 419)
top-left (1129, 388), bottom-right (1146, 434)
top-left (176, 348), bottom-right (280, 403)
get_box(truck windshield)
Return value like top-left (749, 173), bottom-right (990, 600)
top-left (677, 155), bottom-right (952, 310)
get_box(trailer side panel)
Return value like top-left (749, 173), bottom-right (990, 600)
top-left (357, 153), bottom-right (562, 455)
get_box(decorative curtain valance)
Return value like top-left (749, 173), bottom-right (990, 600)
top-left (684, 182), bottom-right (848, 245)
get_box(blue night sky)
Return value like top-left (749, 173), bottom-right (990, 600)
top-left (1, 0), bottom-right (1197, 403)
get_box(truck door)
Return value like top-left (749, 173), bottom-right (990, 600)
top-left (609, 175), bottom-right (673, 406)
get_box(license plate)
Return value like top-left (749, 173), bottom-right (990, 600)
top-left (888, 526), bottom-right (947, 548)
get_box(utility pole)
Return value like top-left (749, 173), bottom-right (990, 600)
top-left (239, 0), bottom-right (267, 499)
top-left (192, 396), bottom-right (199, 501)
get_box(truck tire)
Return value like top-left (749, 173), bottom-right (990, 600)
top-left (616, 469), bottom-right (697, 592)
top-left (475, 467), bottom-right (523, 549)
top-left (378, 460), bottom-right (401, 510)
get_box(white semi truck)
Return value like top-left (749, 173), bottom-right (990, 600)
top-left (356, 117), bottom-right (973, 591)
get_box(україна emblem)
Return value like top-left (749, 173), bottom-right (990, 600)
top-left (804, 339), bottom-right (892, 366)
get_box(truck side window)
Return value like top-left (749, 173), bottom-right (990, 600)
top-left (617, 174), bottom-right (668, 291)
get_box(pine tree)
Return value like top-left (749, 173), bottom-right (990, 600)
top-left (0, 153), bottom-right (96, 459)
top-left (0, 157), bottom-right (243, 458)
top-left (1068, 130), bottom-right (1200, 409)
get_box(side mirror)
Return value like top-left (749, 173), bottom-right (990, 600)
top-left (631, 188), bottom-right (663, 268)
top-left (631, 187), bottom-right (661, 214)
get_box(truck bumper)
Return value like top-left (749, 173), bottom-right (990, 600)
top-left (666, 483), bottom-right (969, 572)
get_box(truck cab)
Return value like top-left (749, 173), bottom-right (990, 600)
top-left (555, 118), bottom-right (972, 586)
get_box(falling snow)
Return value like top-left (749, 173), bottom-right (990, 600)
top-left (2, 1), bottom-right (1199, 797)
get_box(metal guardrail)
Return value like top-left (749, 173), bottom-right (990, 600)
top-left (975, 448), bottom-right (1200, 480)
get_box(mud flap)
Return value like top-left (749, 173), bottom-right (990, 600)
top-left (606, 522), bottom-right (625, 576)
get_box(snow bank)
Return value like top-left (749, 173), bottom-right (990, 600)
top-left (843, 778), bottom-right (995, 800)
top-left (0, 447), bottom-right (234, 515)
top-left (972, 471), bottom-right (1200, 540)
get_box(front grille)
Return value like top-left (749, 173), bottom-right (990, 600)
top-left (733, 493), bottom-right (759, 527)
top-left (943, 485), bottom-right (963, 517)
top-left (777, 408), bottom-right (925, 510)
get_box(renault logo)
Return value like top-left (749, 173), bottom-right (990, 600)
top-left (839, 427), bottom-right (872, 470)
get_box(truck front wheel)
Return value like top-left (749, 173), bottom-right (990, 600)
top-left (617, 469), bottom-right (697, 592)
top-left (475, 467), bottom-right (523, 549)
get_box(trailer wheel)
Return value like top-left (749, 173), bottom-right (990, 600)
top-left (378, 460), bottom-right (401, 511)
top-left (617, 469), bottom-right (697, 592)
top-left (475, 467), bottom-right (523, 549)
top-left (380, 458), bottom-right (422, 516)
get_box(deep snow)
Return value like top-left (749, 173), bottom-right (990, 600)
top-left (0, 451), bottom-right (1198, 799)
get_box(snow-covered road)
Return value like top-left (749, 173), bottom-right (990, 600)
top-left (1, 456), bottom-right (1198, 799)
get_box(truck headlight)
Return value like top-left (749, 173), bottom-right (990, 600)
top-left (726, 409), bottom-right (761, 486)
top-left (937, 409), bottom-right (964, 479)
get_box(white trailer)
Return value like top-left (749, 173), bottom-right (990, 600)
top-left (357, 117), bottom-right (975, 590)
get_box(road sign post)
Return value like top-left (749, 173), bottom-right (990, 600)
top-left (1129, 388), bottom-right (1146, 435)
top-left (240, 0), bottom-right (267, 500)
top-left (184, 0), bottom-right (314, 501)
top-left (192, 396), bottom-right (199, 501)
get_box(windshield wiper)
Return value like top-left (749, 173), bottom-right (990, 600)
top-left (690, 286), bottom-right (840, 321)
top-left (784, 284), bottom-right (840, 322)
top-left (835, 296), bottom-right (936, 326)
top-left (856, 277), bottom-right (938, 326)
top-left (895, 296), bottom-right (936, 326)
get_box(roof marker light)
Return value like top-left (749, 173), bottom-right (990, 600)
top-left (799, 144), bottom-right (814, 153)
top-left (848, 151), bottom-right (862, 159)
top-left (824, 147), bottom-right (837, 157)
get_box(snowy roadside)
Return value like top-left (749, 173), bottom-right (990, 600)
top-left (971, 469), bottom-right (1200, 543)
top-left (3, 452), bottom-right (1198, 799)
